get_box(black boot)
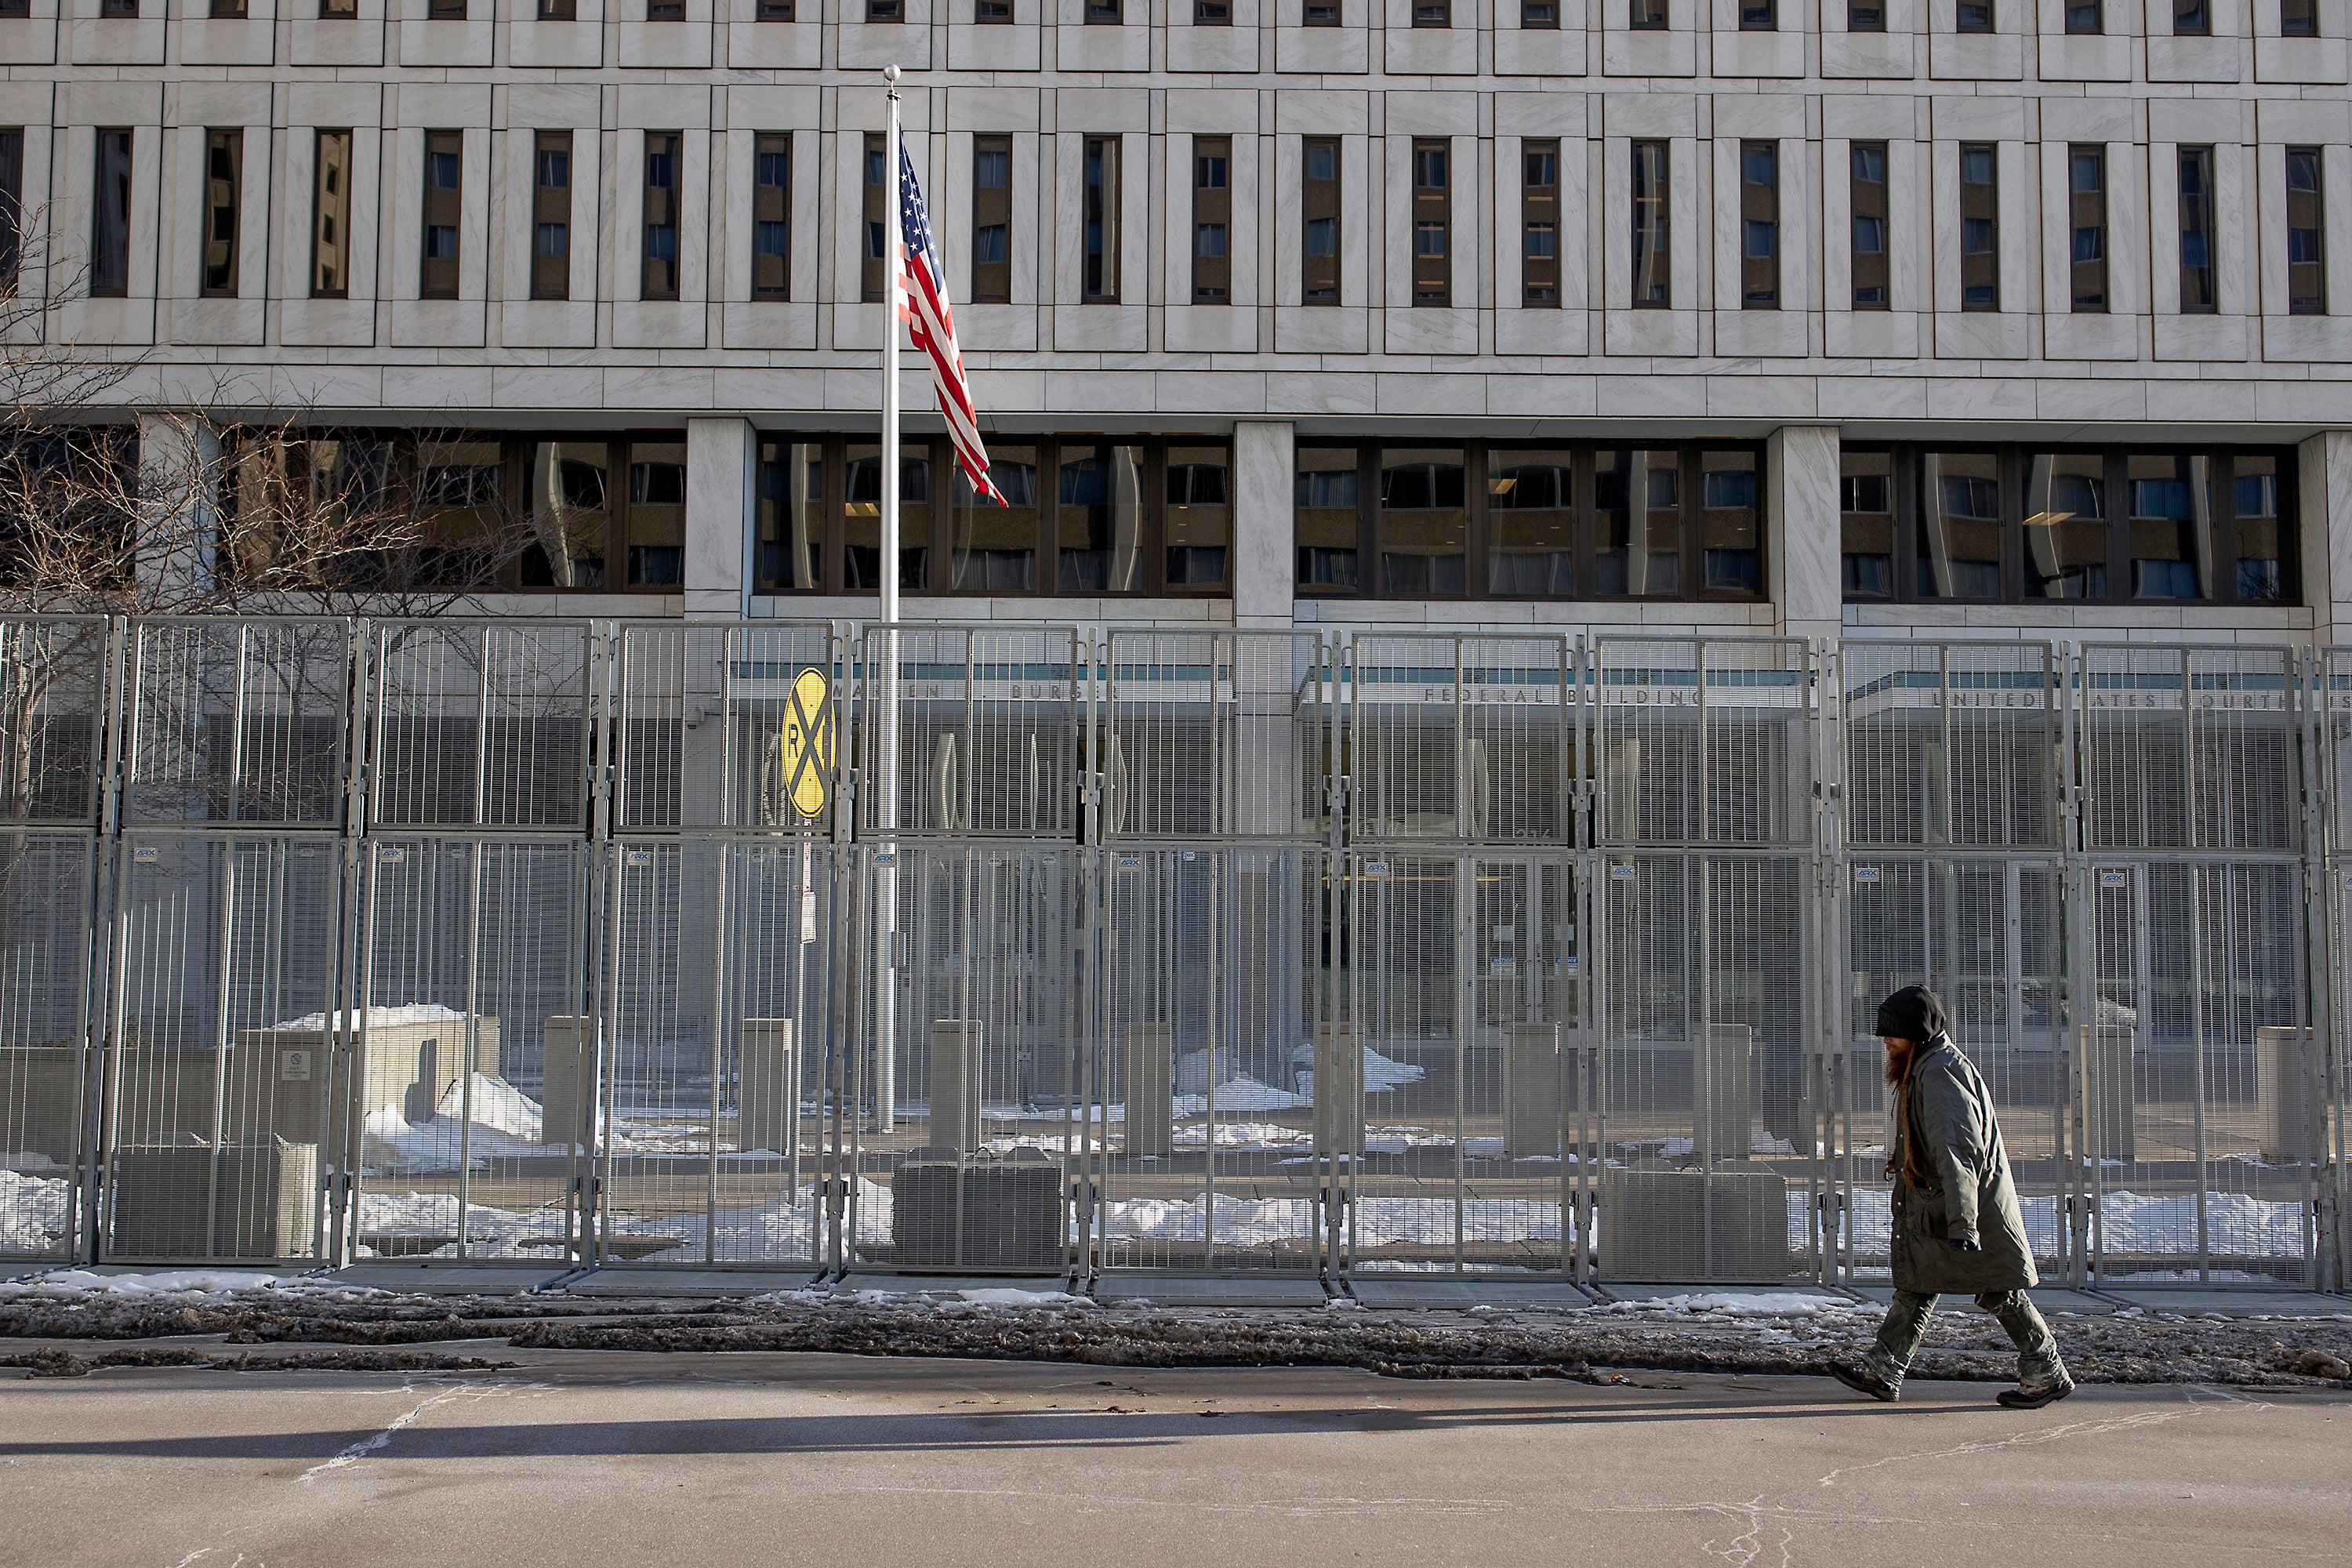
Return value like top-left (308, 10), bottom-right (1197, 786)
top-left (1995, 1374), bottom-right (2074, 1410)
top-left (1828, 1359), bottom-right (1900, 1403)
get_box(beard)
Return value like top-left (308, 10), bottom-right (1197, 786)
top-left (1883, 1037), bottom-right (1915, 1086)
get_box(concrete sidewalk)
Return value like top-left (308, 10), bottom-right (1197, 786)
top-left (0, 1348), bottom-right (2344, 1567)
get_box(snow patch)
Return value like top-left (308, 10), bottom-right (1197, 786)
top-left (266, 1004), bottom-right (475, 1033)
top-left (1, 1168), bottom-right (70, 1255)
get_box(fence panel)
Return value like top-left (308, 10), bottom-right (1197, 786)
top-left (1102, 630), bottom-right (1327, 841)
top-left (124, 619), bottom-right (352, 828)
top-left (0, 832), bottom-right (96, 1259)
top-left (1594, 637), bottom-right (1813, 849)
top-left (101, 832), bottom-right (346, 1262)
top-left (1348, 636), bottom-right (1572, 844)
top-left (1841, 854), bottom-right (2072, 1279)
top-left (1594, 850), bottom-right (1820, 1283)
top-left (351, 836), bottom-right (589, 1264)
top-left (614, 623), bottom-right (842, 833)
top-left (1842, 641), bottom-right (2061, 850)
top-left (597, 836), bottom-right (840, 1269)
top-left (370, 622), bottom-right (594, 830)
top-left (1097, 844), bottom-right (1330, 1271)
top-left (0, 616), bottom-right (112, 826)
top-left (856, 626), bottom-right (1082, 840)
top-left (1345, 849), bottom-right (1576, 1276)
top-left (847, 841), bottom-right (1078, 1273)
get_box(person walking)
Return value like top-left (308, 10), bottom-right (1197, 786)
top-left (1829, 985), bottom-right (2074, 1410)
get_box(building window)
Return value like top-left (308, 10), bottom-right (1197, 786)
top-left (844, 442), bottom-right (929, 593)
top-left (90, 128), bottom-right (131, 299)
top-left (868, 0), bottom-right (902, 18)
top-left (1413, 0), bottom-right (1447, 23)
top-left (0, 129), bottom-right (21, 292)
top-left (2023, 452), bottom-right (2107, 598)
top-left (2063, 0), bottom-right (2098, 31)
top-left (538, 0), bottom-right (575, 19)
top-left (98, 0), bottom-right (135, 13)
top-left (976, 0), bottom-right (1009, 17)
top-left (1083, 136), bottom-right (1120, 304)
top-left (753, 132), bottom-right (789, 301)
top-left (1296, 441), bottom-right (1764, 601)
top-left (1192, 136), bottom-right (1230, 305)
top-left (1629, 0), bottom-right (1665, 24)
top-left (1850, 141), bottom-right (1889, 309)
top-left (321, 0), bottom-right (358, 16)
top-left (757, 434), bottom-right (1229, 598)
top-left (1196, 0), bottom-right (1229, 20)
top-left (1959, 143), bottom-right (1998, 312)
top-left (756, 441), bottom-right (821, 591)
top-left (200, 128), bottom-right (241, 299)
top-left (518, 437), bottom-right (610, 590)
top-left (2281, 0), bottom-right (2316, 34)
top-left (1522, 0), bottom-right (1557, 24)
top-left (862, 132), bottom-right (886, 303)
top-left (626, 439), bottom-right (687, 589)
top-left (1839, 445), bottom-right (2292, 605)
top-left (1411, 139), bottom-right (1449, 307)
top-left (1847, 0), bottom-right (1882, 27)
top-left (1631, 140), bottom-right (1668, 308)
top-left (2288, 147), bottom-right (2326, 316)
top-left (1522, 139), bottom-right (1559, 308)
top-left (2234, 456), bottom-right (2285, 601)
top-left (532, 130), bottom-right (570, 302)
top-left (648, 0), bottom-right (683, 17)
top-left (1303, 136), bottom-right (1340, 305)
top-left (0, 0), bottom-right (27, 14)
top-left (755, 0), bottom-right (792, 18)
top-left (2179, 147), bottom-right (2216, 314)
top-left (311, 129), bottom-right (351, 299)
top-left (1085, 0), bottom-right (1118, 18)
top-left (1304, 0), bottom-right (1338, 20)
top-left (971, 134), bottom-right (1012, 306)
top-left (1740, 140), bottom-right (1777, 309)
top-left (2173, 0), bottom-right (2208, 31)
top-left (1956, 0), bottom-right (1992, 30)
top-left (641, 131), bottom-right (680, 302)
top-left (426, 0), bottom-right (464, 18)
top-left (419, 129), bottom-right (462, 301)
top-left (1840, 450), bottom-right (1893, 598)
top-left (210, 0), bottom-right (246, 16)
top-left (2069, 144), bottom-right (2107, 313)
top-left (1739, 0), bottom-right (1772, 26)
top-left (1057, 442), bottom-right (1144, 592)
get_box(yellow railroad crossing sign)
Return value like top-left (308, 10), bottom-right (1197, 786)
top-left (778, 667), bottom-right (835, 818)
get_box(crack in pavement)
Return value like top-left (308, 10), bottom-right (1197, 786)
top-left (295, 1380), bottom-right (514, 1486)
top-left (1813, 1409), bottom-right (2188, 1489)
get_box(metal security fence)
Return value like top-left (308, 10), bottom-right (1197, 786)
top-left (2, 615), bottom-right (2347, 1295)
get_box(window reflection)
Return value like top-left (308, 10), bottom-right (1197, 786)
top-left (2127, 453), bottom-right (2209, 599)
top-left (2023, 452), bottom-right (2107, 599)
top-left (845, 443), bottom-right (931, 593)
top-left (1700, 451), bottom-right (1759, 592)
top-left (756, 441), bottom-right (820, 592)
top-left (1488, 450), bottom-right (1573, 596)
top-left (1595, 448), bottom-right (1680, 596)
top-left (1164, 446), bottom-right (1231, 588)
top-left (1295, 448), bottom-right (1359, 590)
top-left (1916, 452), bottom-right (2001, 599)
top-left (1840, 449), bottom-right (1892, 598)
top-left (953, 445), bottom-right (1036, 590)
top-left (522, 439), bottom-right (608, 589)
top-left (1377, 448), bottom-right (1466, 594)
top-left (2234, 456), bottom-right (2282, 602)
top-left (1057, 442), bottom-right (1145, 593)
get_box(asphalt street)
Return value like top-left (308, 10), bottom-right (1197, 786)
top-left (0, 1348), bottom-right (2344, 1567)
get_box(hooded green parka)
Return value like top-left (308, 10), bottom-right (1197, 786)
top-left (1880, 986), bottom-right (2038, 1295)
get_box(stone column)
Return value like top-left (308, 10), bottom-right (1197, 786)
top-left (135, 411), bottom-right (220, 605)
top-left (1232, 420), bottom-right (1295, 630)
top-left (1766, 424), bottom-right (1841, 646)
top-left (2297, 431), bottom-right (2352, 648)
top-left (684, 416), bottom-right (755, 622)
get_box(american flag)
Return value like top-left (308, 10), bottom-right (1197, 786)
top-left (896, 143), bottom-right (1007, 506)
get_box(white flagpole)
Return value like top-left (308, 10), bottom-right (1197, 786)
top-left (874, 64), bottom-right (903, 1133)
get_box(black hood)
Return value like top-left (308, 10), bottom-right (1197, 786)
top-left (1875, 985), bottom-right (1947, 1044)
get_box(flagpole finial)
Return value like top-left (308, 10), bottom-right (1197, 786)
top-left (882, 62), bottom-right (900, 83)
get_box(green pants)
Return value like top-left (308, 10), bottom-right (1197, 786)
top-left (1865, 1289), bottom-right (2067, 1389)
